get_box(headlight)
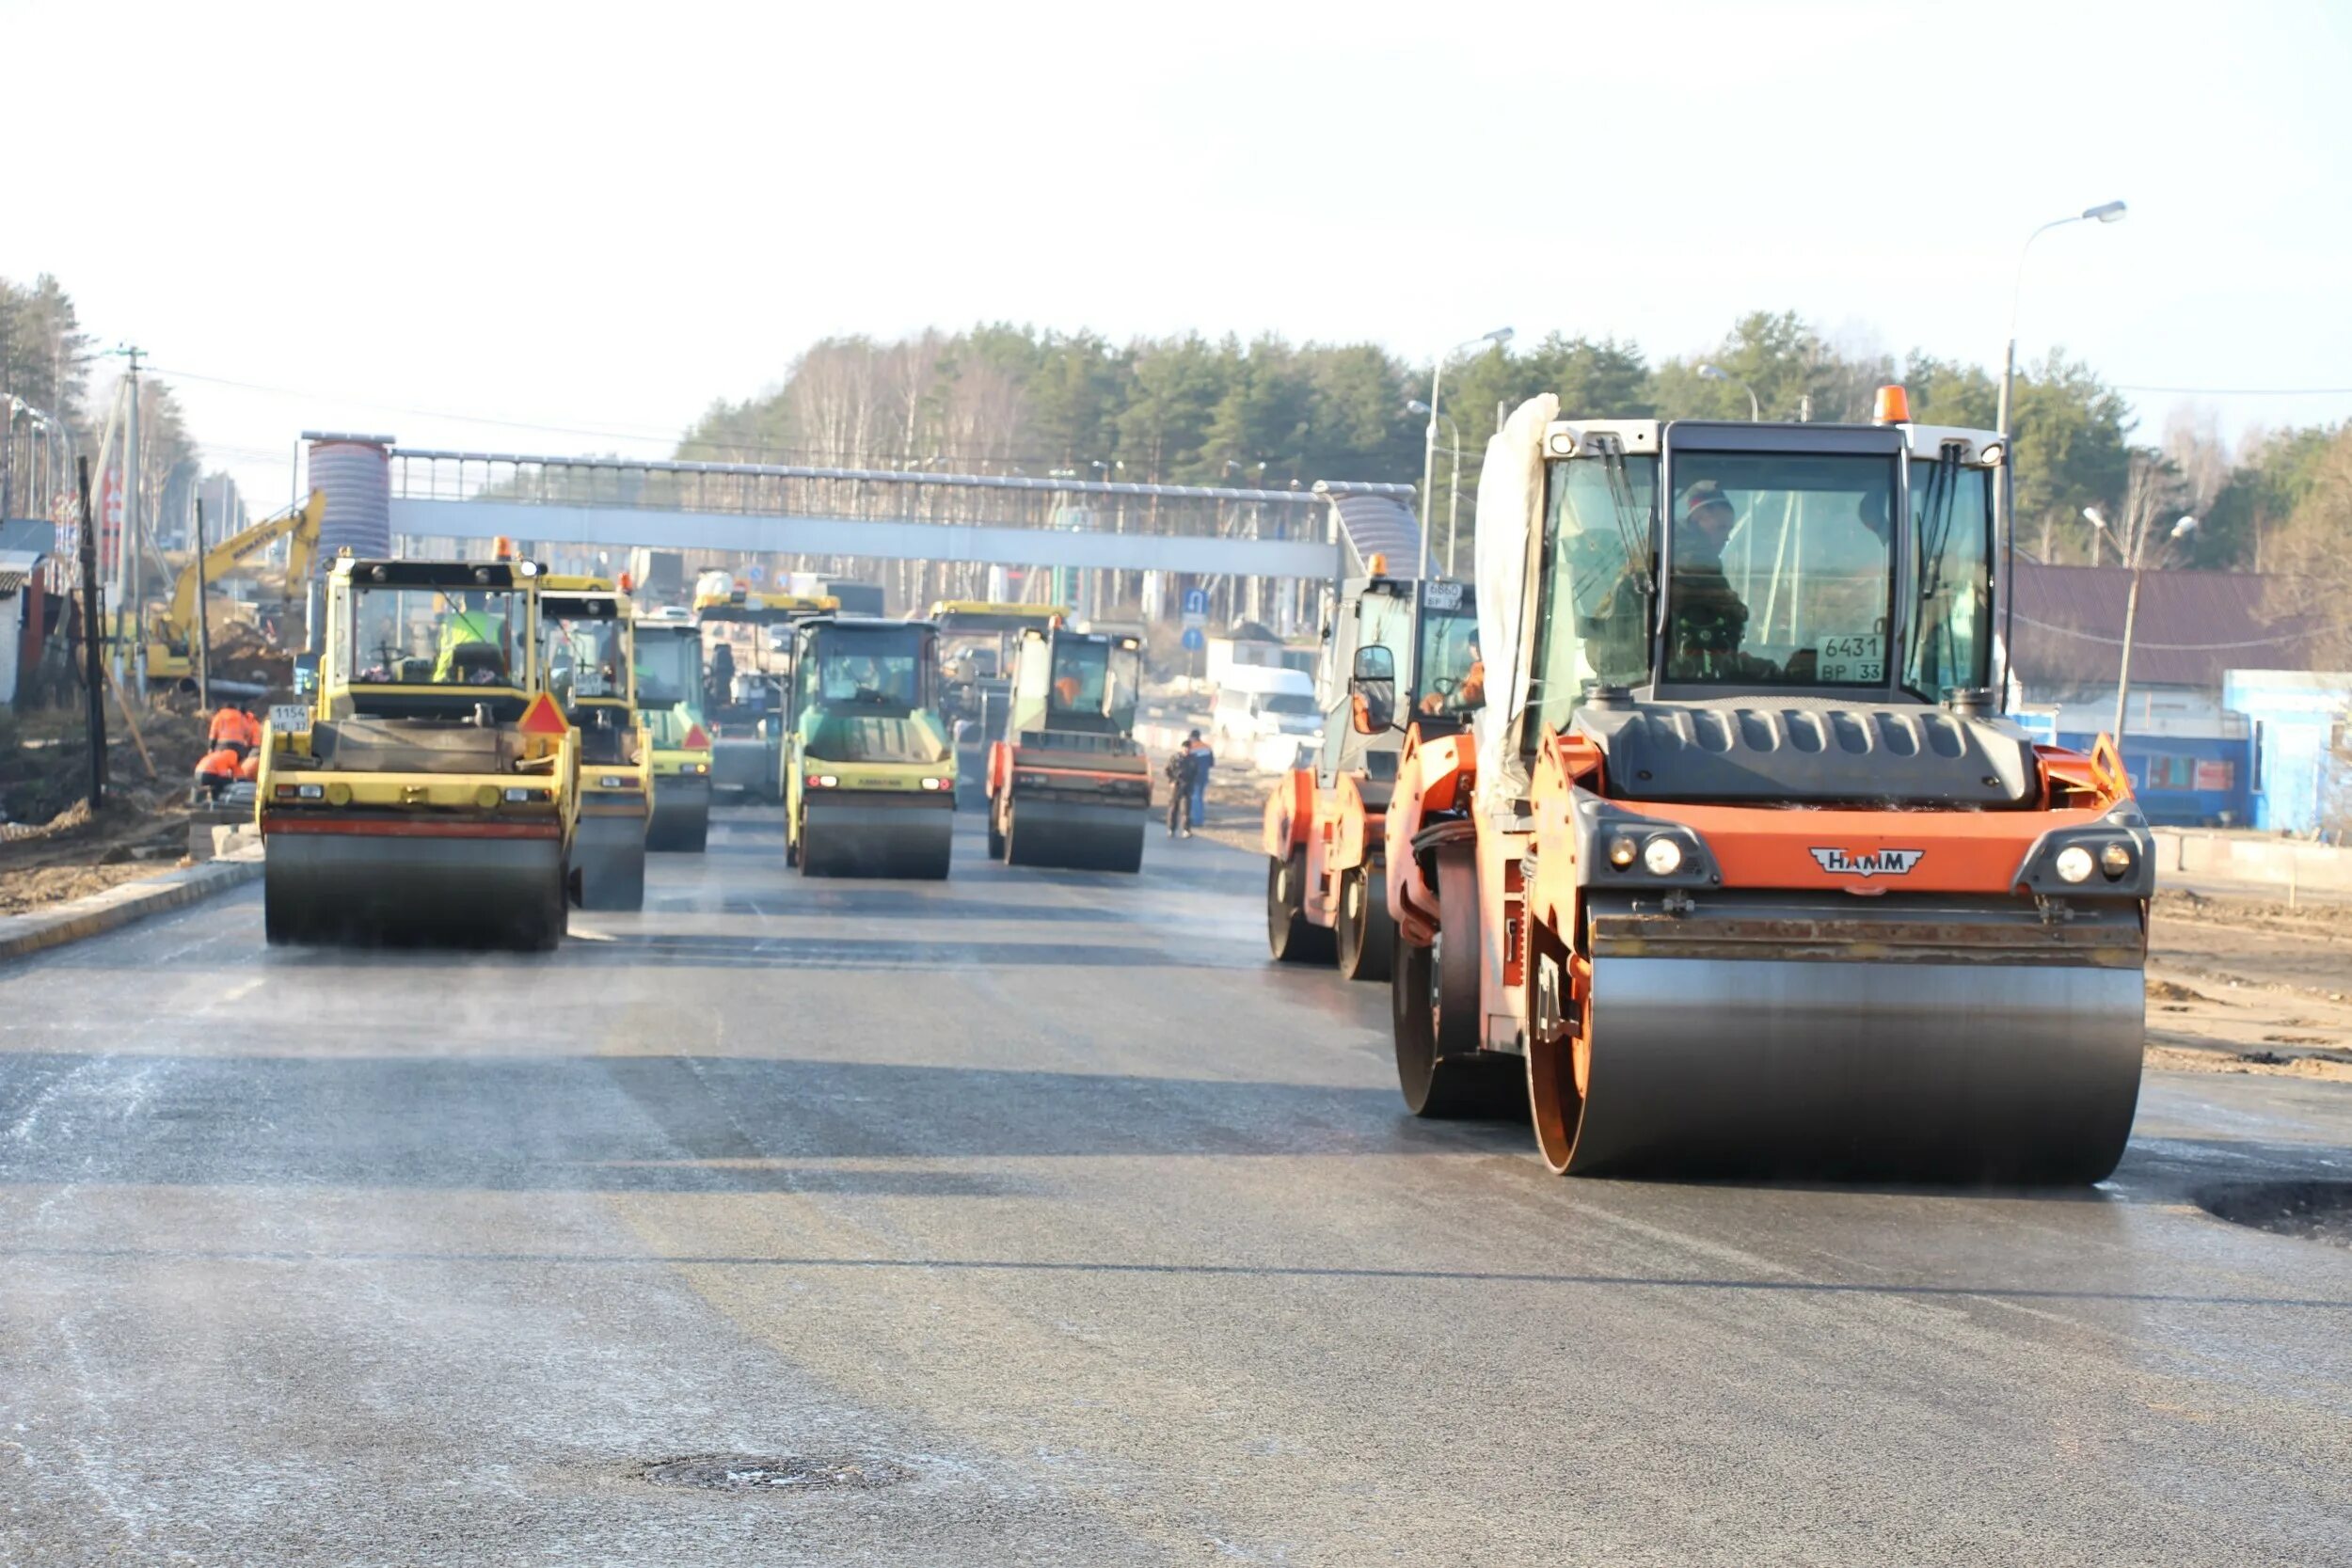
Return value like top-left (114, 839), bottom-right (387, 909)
top-left (2055, 845), bottom-right (2095, 884)
top-left (2100, 842), bottom-right (2134, 880)
top-left (296, 783), bottom-right (324, 800)
top-left (599, 775), bottom-right (624, 788)
top-left (919, 777), bottom-right (946, 790)
top-left (504, 786), bottom-right (532, 802)
top-left (1643, 836), bottom-right (1685, 876)
top-left (813, 774), bottom-right (838, 788)
top-left (1606, 834), bottom-right (1638, 868)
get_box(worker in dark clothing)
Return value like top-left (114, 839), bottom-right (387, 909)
top-left (1667, 480), bottom-right (1772, 680)
top-left (1165, 732), bottom-right (1202, 838)
top-left (707, 641), bottom-right (736, 709)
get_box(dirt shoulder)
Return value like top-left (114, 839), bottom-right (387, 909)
top-left (2, 705), bottom-right (217, 917)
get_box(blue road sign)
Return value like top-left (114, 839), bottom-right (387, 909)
top-left (1181, 626), bottom-right (1205, 652)
top-left (1182, 587), bottom-right (1210, 618)
top-left (746, 564), bottom-right (765, 584)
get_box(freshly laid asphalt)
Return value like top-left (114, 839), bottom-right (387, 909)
top-left (3, 807), bottom-right (2350, 1565)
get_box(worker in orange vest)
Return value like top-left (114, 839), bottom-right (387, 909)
top-left (208, 702), bottom-right (249, 752)
top-left (234, 703), bottom-right (264, 752)
top-left (235, 751), bottom-right (262, 783)
top-left (195, 745), bottom-right (242, 801)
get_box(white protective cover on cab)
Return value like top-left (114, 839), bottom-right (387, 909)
top-left (1471, 393), bottom-right (1559, 815)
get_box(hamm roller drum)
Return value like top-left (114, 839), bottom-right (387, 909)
top-left (263, 829), bottom-right (567, 951)
top-left (1003, 799), bottom-right (1145, 872)
top-left (1551, 895), bottom-right (2146, 1182)
top-left (799, 799), bottom-right (953, 879)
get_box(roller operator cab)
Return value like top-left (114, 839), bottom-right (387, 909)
top-left (542, 578), bottom-right (651, 911)
top-left (1384, 391), bottom-right (2152, 1181)
top-left (930, 601), bottom-right (1071, 805)
top-left (984, 626), bottom-right (1151, 872)
top-left (694, 579), bottom-right (837, 803)
top-left (633, 609), bottom-right (714, 851)
top-left (782, 616), bottom-right (956, 879)
top-left (255, 553), bottom-right (579, 950)
top-left (1263, 571), bottom-right (1481, 980)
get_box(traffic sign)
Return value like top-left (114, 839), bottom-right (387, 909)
top-left (746, 564), bottom-right (765, 584)
top-left (1182, 587), bottom-right (1210, 627)
top-left (1181, 626), bottom-right (1204, 652)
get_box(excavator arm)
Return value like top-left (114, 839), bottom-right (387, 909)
top-left (161, 489), bottom-right (325, 643)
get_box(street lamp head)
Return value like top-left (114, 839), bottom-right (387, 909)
top-left (2081, 506), bottom-right (2109, 533)
top-left (1406, 400), bottom-right (1433, 416)
top-left (1697, 364), bottom-right (1729, 383)
top-left (2083, 200), bottom-right (2128, 224)
top-left (2170, 515), bottom-right (2199, 539)
top-left (1484, 327), bottom-right (1514, 348)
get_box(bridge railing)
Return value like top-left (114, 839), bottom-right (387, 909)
top-left (389, 450), bottom-right (1414, 546)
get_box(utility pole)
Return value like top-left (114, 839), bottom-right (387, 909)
top-left (194, 498), bottom-right (213, 711)
top-left (121, 345), bottom-right (146, 700)
top-left (75, 457), bottom-right (107, 809)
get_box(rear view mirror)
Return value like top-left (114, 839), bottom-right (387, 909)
top-left (1349, 644), bottom-right (1396, 735)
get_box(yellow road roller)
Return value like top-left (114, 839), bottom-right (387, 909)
top-left (543, 577), bottom-right (651, 910)
top-left (634, 607), bottom-right (713, 851)
top-left (783, 614), bottom-right (955, 879)
top-left (256, 552), bottom-right (577, 949)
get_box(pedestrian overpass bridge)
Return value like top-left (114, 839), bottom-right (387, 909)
top-left (369, 446), bottom-right (1424, 581)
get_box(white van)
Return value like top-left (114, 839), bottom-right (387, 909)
top-left (1210, 665), bottom-right (1322, 762)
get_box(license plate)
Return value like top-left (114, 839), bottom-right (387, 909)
top-left (1816, 634), bottom-right (1884, 683)
top-left (1422, 580), bottom-right (1464, 610)
top-left (267, 703), bottom-right (311, 734)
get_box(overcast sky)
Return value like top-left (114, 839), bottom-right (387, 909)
top-left (8, 0), bottom-right (2349, 512)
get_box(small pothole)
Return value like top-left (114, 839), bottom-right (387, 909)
top-left (643, 1453), bottom-right (912, 1493)
top-left (2196, 1180), bottom-right (2352, 1248)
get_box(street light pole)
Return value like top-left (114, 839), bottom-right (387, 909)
top-left (1996, 200), bottom-right (2126, 439)
top-left (1696, 364), bottom-right (1759, 420)
top-left (1421, 328), bottom-right (1511, 578)
top-left (1406, 401), bottom-right (1463, 576)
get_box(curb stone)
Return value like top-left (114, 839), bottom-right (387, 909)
top-left (0, 847), bottom-right (264, 963)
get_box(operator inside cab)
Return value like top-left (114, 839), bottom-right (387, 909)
top-left (1666, 480), bottom-right (1762, 680)
top-left (434, 592), bottom-right (511, 685)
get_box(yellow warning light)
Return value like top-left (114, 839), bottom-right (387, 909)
top-left (1368, 552), bottom-right (1389, 578)
top-left (1872, 385), bottom-right (1913, 425)
top-left (492, 535), bottom-right (516, 560)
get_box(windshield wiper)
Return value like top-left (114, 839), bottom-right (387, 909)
top-left (1592, 435), bottom-right (1655, 601)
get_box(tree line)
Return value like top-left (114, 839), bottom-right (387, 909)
top-left (674, 313), bottom-right (2347, 584)
top-left (1, 271), bottom-right (202, 534)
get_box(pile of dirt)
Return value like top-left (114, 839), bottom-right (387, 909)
top-left (0, 863), bottom-right (170, 918)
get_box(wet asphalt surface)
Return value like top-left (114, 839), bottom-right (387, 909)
top-left (3, 808), bottom-right (2351, 1565)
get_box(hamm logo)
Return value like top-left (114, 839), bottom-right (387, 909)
top-left (1809, 847), bottom-right (1925, 878)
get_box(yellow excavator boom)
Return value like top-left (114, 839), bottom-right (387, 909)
top-left (160, 488), bottom-right (326, 644)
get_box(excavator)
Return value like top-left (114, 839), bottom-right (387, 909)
top-left (1375, 388), bottom-right (2152, 1181)
top-left (543, 577), bottom-right (651, 909)
top-left (256, 546), bottom-right (577, 949)
top-left (783, 613), bottom-right (956, 878)
top-left (139, 489), bottom-right (325, 691)
top-left (983, 623), bottom-right (1151, 871)
top-left (634, 606), bottom-right (713, 851)
top-left (1263, 561), bottom-right (1480, 979)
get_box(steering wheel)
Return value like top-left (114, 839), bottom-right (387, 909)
top-left (1426, 673), bottom-right (1461, 700)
